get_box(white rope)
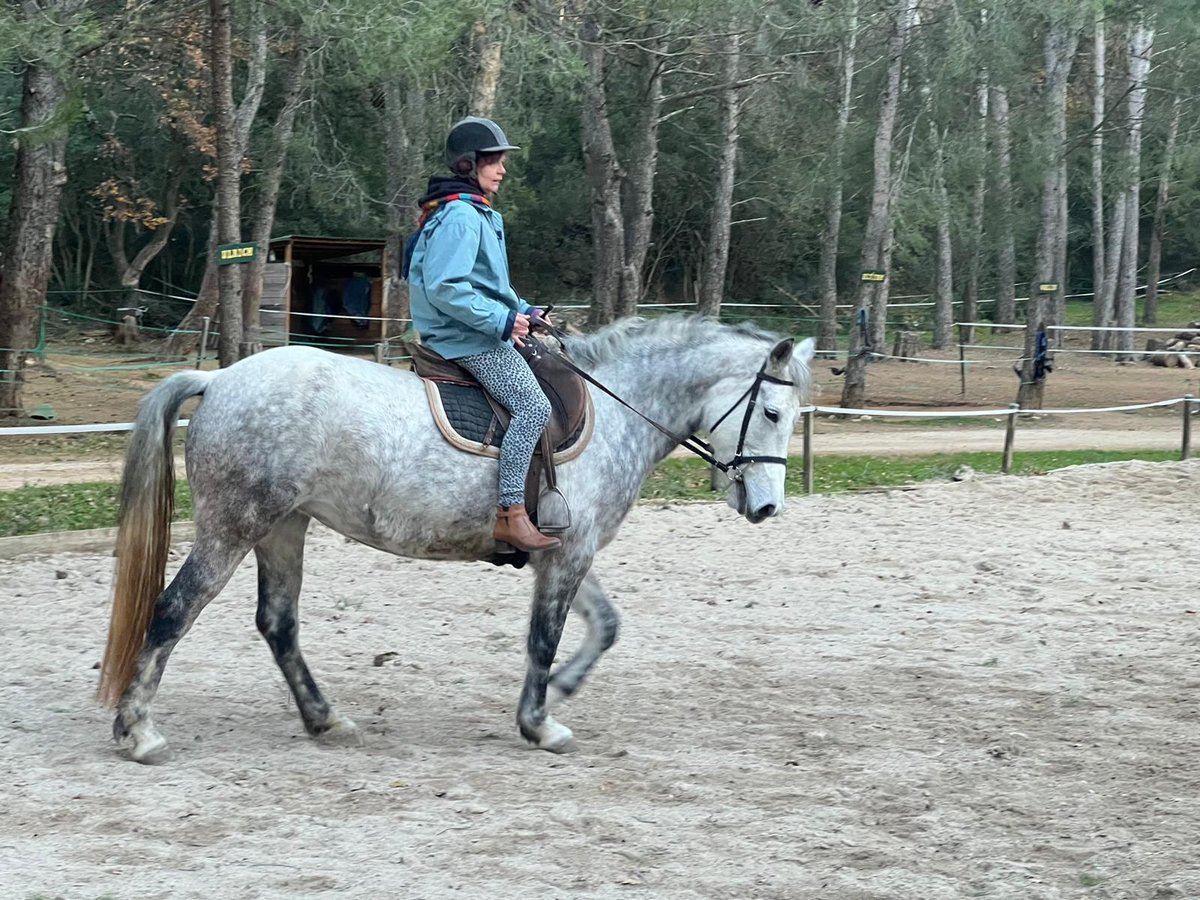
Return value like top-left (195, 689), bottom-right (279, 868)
top-left (0, 420), bottom-right (189, 436)
top-left (2, 396), bottom-right (1195, 438)
top-left (1031, 398), bottom-right (1183, 415)
top-left (811, 405), bottom-right (1015, 418)
top-left (872, 352), bottom-right (1015, 365)
top-left (1058, 347), bottom-right (1200, 357)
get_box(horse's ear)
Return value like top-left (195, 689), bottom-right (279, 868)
top-left (794, 337), bottom-right (815, 365)
top-left (769, 338), bottom-right (795, 368)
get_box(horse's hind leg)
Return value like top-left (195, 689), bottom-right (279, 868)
top-left (517, 556), bottom-right (591, 752)
top-left (254, 512), bottom-right (359, 746)
top-left (546, 571), bottom-right (620, 709)
top-left (113, 538), bottom-right (248, 764)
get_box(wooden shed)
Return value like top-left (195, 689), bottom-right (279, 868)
top-left (261, 235), bottom-right (396, 350)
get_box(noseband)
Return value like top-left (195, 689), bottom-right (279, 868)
top-left (533, 334), bottom-right (794, 483)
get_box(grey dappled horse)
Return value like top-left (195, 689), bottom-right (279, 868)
top-left (98, 316), bottom-right (814, 763)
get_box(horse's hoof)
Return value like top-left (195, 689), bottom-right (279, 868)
top-left (545, 682), bottom-right (567, 709)
top-left (315, 717), bottom-right (363, 747)
top-left (129, 736), bottom-right (172, 765)
top-left (536, 718), bottom-right (576, 754)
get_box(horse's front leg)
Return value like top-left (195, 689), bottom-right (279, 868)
top-left (518, 555), bottom-right (591, 752)
top-left (546, 570), bottom-right (620, 709)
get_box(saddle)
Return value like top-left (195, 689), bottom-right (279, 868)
top-left (407, 338), bottom-right (593, 532)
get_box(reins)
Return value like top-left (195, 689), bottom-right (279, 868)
top-left (527, 325), bottom-right (794, 481)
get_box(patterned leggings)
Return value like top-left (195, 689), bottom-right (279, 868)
top-left (457, 343), bottom-right (552, 507)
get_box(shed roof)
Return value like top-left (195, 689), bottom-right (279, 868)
top-left (269, 235), bottom-right (388, 259)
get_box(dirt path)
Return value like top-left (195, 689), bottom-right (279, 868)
top-left (2, 460), bottom-right (1198, 898)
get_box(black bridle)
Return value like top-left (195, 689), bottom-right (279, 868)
top-left (529, 332), bottom-right (795, 483)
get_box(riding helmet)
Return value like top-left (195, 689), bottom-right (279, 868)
top-left (445, 116), bottom-right (520, 172)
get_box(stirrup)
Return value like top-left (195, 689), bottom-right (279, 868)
top-left (536, 487), bottom-right (571, 534)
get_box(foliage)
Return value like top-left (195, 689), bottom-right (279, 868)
top-left (0, 0), bottom-right (1197, 327)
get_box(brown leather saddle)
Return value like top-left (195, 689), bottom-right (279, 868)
top-left (407, 338), bottom-right (593, 531)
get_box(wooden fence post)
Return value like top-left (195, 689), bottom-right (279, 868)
top-left (958, 323), bottom-right (967, 397)
top-left (1002, 403), bottom-right (1019, 474)
top-left (1182, 394), bottom-right (1194, 460)
top-left (195, 316), bottom-right (211, 369)
top-left (802, 408), bottom-right (814, 495)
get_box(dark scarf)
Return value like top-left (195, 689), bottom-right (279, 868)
top-left (403, 177), bottom-right (492, 279)
top-left (416, 177), bottom-right (491, 227)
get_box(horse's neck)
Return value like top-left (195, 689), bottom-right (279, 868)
top-left (588, 348), bottom-right (720, 470)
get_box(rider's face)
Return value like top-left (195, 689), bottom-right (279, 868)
top-left (476, 153), bottom-right (506, 194)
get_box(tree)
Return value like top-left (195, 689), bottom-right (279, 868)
top-left (1017, 11), bottom-right (1080, 409)
top-left (1111, 10), bottom-right (1153, 358)
top-left (0, 0), bottom-right (89, 417)
top-left (989, 83), bottom-right (1017, 332)
top-left (841, 0), bottom-right (918, 411)
top-left (1144, 90), bottom-right (1183, 324)
top-left (241, 39), bottom-right (310, 349)
top-left (697, 27), bottom-right (743, 316)
top-left (816, 0), bottom-right (858, 353)
top-left (1089, 6), bottom-right (1107, 349)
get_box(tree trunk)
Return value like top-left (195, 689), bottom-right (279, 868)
top-left (1099, 188), bottom-right (1127, 349)
top-left (0, 60), bottom-right (70, 416)
top-left (817, 0), bottom-right (858, 354)
top-left (931, 126), bottom-right (954, 349)
top-left (963, 68), bottom-right (989, 347)
top-left (383, 81), bottom-right (420, 339)
top-left (210, 0), bottom-right (243, 365)
top-left (1051, 156), bottom-right (1068, 345)
top-left (841, 0), bottom-right (916, 411)
top-left (1112, 17), bottom-right (1154, 359)
top-left (1144, 91), bottom-right (1181, 325)
top-left (469, 19), bottom-right (504, 117)
top-left (107, 169), bottom-right (184, 314)
top-left (580, 12), bottom-right (628, 326)
top-left (990, 85), bottom-right (1017, 332)
top-left (698, 30), bottom-right (742, 317)
top-left (242, 42), bottom-right (308, 348)
top-left (621, 34), bottom-right (664, 311)
top-left (1090, 9), bottom-right (1107, 349)
top-left (1017, 19), bottom-right (1080, 409)
top-left (167, 2), bottom-right (269, 357)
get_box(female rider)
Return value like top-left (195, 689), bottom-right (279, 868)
top-left (406, 116), bottom-right (561, 553)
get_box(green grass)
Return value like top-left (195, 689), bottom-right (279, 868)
top-left (640, 449), bottom-right (1179, 501)
top-left (0, 448), bottom-right (1182, 538)
top-left (0, 481), bottom-right (192, 537)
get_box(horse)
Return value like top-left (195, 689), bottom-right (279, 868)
top-left (98, 315), bottom-right (815, 763)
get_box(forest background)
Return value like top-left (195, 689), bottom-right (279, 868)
top-left (0, 0), bottom-right (1197, 416)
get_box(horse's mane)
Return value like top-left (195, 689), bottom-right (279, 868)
top-left (562, 315), bottom-right (809, 386)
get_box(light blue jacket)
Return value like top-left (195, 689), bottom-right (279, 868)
top-left (407, 198), bottom-right (534, 359)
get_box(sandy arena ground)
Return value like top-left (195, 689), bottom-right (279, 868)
top-left (2, 460), bottom-right (1199, 899)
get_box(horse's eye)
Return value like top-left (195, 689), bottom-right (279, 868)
top-left (764, 408), bottom-right (780, 423)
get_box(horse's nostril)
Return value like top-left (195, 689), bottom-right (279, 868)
top-left (758, 504), bottom-right (777, 519)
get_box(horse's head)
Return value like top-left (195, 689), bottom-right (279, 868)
top-left (705, 335), bottom-right (815, 524)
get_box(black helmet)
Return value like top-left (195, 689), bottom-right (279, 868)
top-left (445, 116), bottom-right (519, 172)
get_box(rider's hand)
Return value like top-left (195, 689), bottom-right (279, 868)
top-left (511, 313), bottom-right (531, 347)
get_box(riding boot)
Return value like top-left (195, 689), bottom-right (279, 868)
top-left (494, 504), bottom-right (562, 552)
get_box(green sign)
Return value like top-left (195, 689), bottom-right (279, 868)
top-left (217, 241), bottom-right (258, 265)
top-left (861, 270), bottom-right (887, 283)
top-left (1037, 282), bottom-right (1059, 294)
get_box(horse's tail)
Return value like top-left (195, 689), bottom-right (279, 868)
top-left (97, 369), bottom-right (213, 706)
